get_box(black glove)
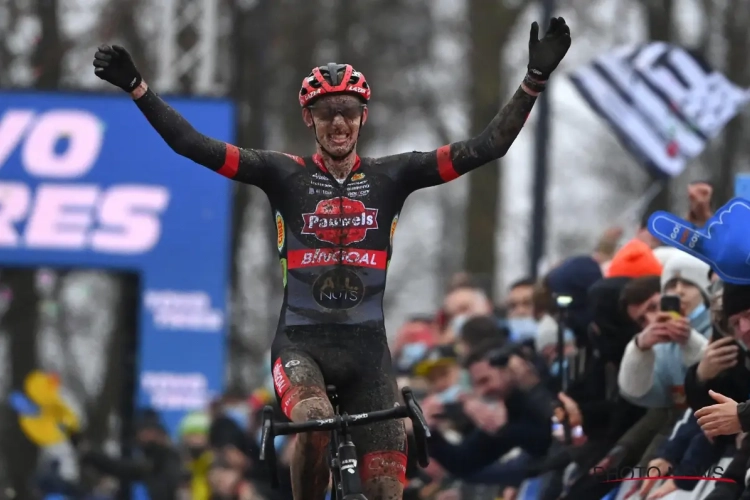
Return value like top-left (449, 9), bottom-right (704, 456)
top-left (527, 17), bottom-right (572, 82)
top-left (93, 45), bottom-right (142, 92)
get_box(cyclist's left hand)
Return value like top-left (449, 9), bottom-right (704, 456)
top-left (527, 17), bottom-right (572, 81)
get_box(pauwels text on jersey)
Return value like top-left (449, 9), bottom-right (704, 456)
top-left (0, 109), bottom-right (170, 254)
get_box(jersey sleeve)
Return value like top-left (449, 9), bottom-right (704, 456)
top-left (134, 88), bottom-right (277, 190)
top-left (396, 86), bottom-right (537, 194)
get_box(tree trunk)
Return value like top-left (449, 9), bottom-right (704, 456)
top-left (1, 270), bottom-right (40, 499)
top-left (716, 0), bottom-right (749, 203)
top-left (228, 0), bottom-right (273, 388)
top-left (642, 0), bottom-right (675, 214)
top-left (32, 0), bottom-right (63, 89)
top-left (464, 0), bottom-right (523, 297)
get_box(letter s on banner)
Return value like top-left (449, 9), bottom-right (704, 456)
top-left (92, 185), bottom-right (171, 254)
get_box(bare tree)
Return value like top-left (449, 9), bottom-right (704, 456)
top-left (715, 0), bottom-right (750, 203)
top-left (32, 0), bottom-right (64, 89)
top-left (464, 0), bottom-right (525, 297)
top-left (0, 270), bottom-right (40, 499)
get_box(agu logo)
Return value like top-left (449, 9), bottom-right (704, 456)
top-left (301, 197), bottom-right (378, 245)
top-left (276, 211), bottom-right (285, 252)
top-left (351, 173), bottom-right (365, 182)
top-left (8, 371), bottom-right (79, 446)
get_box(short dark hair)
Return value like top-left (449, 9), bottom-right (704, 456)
top-left (463, 339), bottom-right (505, 368)
top-left (509, 277), bottom-right (535, 290)
top-left (621, 275), bottom-right (661, 307)
top-left (461, 316), bottom-right (507, 350)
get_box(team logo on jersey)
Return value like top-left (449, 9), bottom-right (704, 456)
top-left (312, 268), bottom-right (364, 310)
top-left (301, 198), bottom-right (378, 245)
top-left (276, 212), bottom-right (285, 252)
top-left (390, 214), bottom-right (399, 245)
top-left (351, 173), bottom-right (365, 182)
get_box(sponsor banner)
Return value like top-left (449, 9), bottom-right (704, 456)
top-left (570, 42), bottom-right (750, 178)
top-left (287, 248), bottom-right (387, 269)
top-left (0, 91), bottom-right (233, 436)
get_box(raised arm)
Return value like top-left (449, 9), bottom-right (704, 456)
top-left (398, 18), bottom-right (571, 193)
top-left (93, 45), bottom-right (272, 187)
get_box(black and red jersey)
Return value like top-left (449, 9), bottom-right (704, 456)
top-left (134, 87), bottom-right (536, 332)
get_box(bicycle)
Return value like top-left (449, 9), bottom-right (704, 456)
top-left (259, 385), bottom-right (431, 500)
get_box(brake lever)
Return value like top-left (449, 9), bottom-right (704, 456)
top-left (401, 387), bottom-right (431, 467)
top-left (259, 406), bottom-right (279, 488)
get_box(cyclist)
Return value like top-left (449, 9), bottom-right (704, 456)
top-left (93, 18), bottom-right (570, 500)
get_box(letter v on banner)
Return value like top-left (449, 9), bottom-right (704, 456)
top-left (569, 42), bottom-right (750, 179)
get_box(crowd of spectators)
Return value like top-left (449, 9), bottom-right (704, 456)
top-left (33, 182), bottom-right (750, 500)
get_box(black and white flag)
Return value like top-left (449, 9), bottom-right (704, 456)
top-left (570, 42), bottom-right (750, 178)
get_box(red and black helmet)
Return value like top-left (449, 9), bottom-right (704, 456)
top-left (299, 63), bottom-right (371, 107)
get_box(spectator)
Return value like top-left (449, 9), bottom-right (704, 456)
top-left (692, 282), bottom-right (750, 439)
top-left (438, 285), bottom-right (494, 342)
top-left (79, 409), bottom-right (182, 500)
top-left (178, 411), bottom-right (213, 500)
top-left (506, 278), bottom-right (535, 319)
top-left (392, 315), bottom-right (437, 376)
top-left (618, 255), bottom-right (711, 409)
top-left (544, 255), bottom-right (603, 344)
top-left (687, 281), bottom-right (750, 413)
top-left (455, 315), bottom-right (509, 358)
top-left (421, 340), bottom-right (553, 479)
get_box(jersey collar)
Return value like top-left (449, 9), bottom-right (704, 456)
top-left (312, 153), bottom-right (361, 175)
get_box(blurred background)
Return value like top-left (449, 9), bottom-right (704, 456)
top-left (1, 0), bottom-right (749, 498)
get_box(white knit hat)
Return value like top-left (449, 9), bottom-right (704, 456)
top-left (660, 251), bottom-right (711, 300)
top-left (653, 246), bottom-right (683, 268)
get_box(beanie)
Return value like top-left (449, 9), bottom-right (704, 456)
top-left (723, 283), bottom-right (750, 318)
top-left (653, 246), bottom-right (683, 268)
top-left (178, 411), bottom-right (211, 437)
top-left (660, 251), bottom-right (711, 300)
top-left (607, 239), bottom-right (663, 278)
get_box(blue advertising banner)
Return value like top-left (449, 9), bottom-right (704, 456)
top-left (0, 91), bottom-right (232, 436)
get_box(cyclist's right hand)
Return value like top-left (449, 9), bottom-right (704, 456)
top-left (93, 45), bottom-right (142, 92)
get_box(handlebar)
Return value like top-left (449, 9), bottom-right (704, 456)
top-left (259, 386), bottom-right (431, 488)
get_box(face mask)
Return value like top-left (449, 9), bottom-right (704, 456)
top-left (435, 384), bottom-right (463, 403)
top-left (397, 343), bottom-right (428, 371)
top-left (507, 317), bottom-right (538, 342)
top-left (549, 358), bottom-right (568, 377)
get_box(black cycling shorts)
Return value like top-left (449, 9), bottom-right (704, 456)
top-left (270, 324), bottom-right (407, 472)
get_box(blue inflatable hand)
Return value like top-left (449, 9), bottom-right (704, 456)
top-left (648, 197), bottom-right (750, 285)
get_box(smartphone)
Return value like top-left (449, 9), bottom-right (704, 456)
top-left (713, 328), bottom-right (750, 369)
top-left (660, 295), bottom-right (682, 318)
